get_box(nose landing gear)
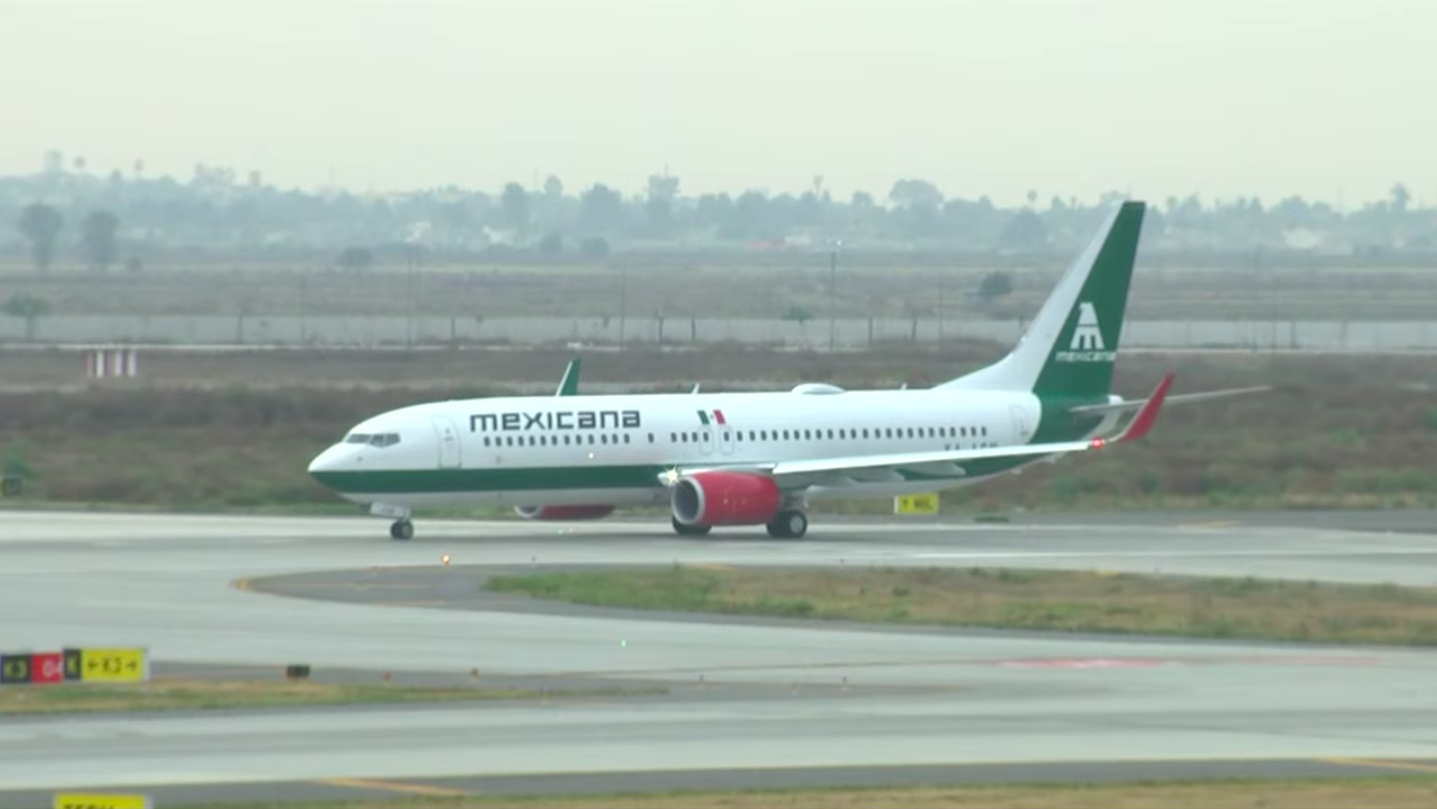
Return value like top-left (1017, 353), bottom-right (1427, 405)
top-left (369, 502), bottom-right (415, 541)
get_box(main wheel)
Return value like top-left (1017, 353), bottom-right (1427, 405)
top-left (389, 519), bottom-right (414, 541)
top-left (766, 510), bottom-right (808, 539)
top-left (671, 516), bottom-right (712, 537)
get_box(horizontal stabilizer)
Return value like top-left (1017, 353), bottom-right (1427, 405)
top-left (1069, 385), bottom-right (1270, 416)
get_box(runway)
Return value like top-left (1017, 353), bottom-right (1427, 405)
top-left (3, 509), bottom-right (1437, 805)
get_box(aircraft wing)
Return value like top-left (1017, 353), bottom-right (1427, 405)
top-left (660, 373), bottom-right (1174, 489)
top-left (1067, 384), bottom-right (1269, 417)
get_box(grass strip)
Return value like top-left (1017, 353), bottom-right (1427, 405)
top-left (170, 775), bottom-right (1437, 809)
top-left (0, 678), bottom-right (648, 715)
top-left (486, 565), bottom-right (1437, 645)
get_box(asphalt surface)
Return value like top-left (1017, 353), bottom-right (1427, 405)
top-left (4, 509), bottom-right (1437, 807)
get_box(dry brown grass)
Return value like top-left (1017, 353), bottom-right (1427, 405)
top-left (487, 566), bottom-right (1437, 644)
top-left (0, 347), bottom-right (1434, 511)
top-left (2, 261), bottom-right (1434, 321)
top-left (0, 677), bottom-right (628, 715)
top-left (0, 340), bottom-right (1001, 390)
top-left (175, 777), bottom-right (1437, 809)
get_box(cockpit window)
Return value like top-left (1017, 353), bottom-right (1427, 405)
top-left (344, 432), bottom-right (401, 447)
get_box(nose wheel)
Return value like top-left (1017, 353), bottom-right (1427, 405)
top-left (389, 519), bottom-right (414, 541)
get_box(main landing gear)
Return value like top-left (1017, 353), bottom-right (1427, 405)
top-left (765, 509), bottom-right (808, 539)
top-left (389, 519), bottom-right (414, 541)
top-left (671, 516), bottom-right (711, 537)
top-left (668, 511), bottom-right (809, 539)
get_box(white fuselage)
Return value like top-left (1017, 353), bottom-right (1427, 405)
top-left (305, 386), bottom-right (1079, 510)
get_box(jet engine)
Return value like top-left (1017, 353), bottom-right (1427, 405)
top-left (670, 471), bottom-right (782, 526)
top-left (514, 505), bottom-right (617, 520)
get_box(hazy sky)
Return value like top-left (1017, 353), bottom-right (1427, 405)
top-left (2, 0), bottom-right (1432, 206)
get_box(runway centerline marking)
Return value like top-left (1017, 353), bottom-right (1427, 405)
top-left (316, 777), bottom-right (469, 796)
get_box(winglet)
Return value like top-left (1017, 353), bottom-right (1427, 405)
top-left (1093, 372), bottom-right (1174, 447)
top-left (555, 359), bottom-right (580, 397)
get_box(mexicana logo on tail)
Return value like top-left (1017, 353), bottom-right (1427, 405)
top-left (1054, 300), bottom-right (1117, 363)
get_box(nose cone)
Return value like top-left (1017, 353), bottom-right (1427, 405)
top-left (308, 445), bottom-right (347, 483)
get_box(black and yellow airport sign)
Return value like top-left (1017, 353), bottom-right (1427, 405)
top-left (53, 793), bottom-right (151, 809)
top-left (0, 647), bottom-right (149, 686)
top-left (893, 493), bottom-right (940, 515)
top-left (0, 653), bottom-right (32, 684)
top-left (76, 647), bottom-right (149, 683)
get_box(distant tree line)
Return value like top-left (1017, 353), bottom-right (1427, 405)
top-left (3, 161), bottom-right (1435, 271)
top-left (13, 201), bottom-right (136, 273)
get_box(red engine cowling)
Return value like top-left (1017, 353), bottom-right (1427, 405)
top-left (514, 505), bottom-right (617, 521)
top-left (671, 471), bottom-right (782, 526)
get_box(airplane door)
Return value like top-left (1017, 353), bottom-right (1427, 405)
top-left (718, 425), bottom-right (735, 455)
top-left (1009, 404), bottom-right (1032, 442)
top-left (699, 425), bottom-right (715, 456)
top-left (431, 415), bottom-right (463, 468)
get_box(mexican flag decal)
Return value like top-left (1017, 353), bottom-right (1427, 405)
top-left (697, 409), bottom-right (726, 426)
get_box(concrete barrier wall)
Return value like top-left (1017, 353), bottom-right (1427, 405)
top-left (1, 315), bottom-right (1436, 351)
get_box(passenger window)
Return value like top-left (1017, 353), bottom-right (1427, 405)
top-left (624, 434), bottom-right (631, 444)
top-left (600, 435), bottom-right (608, 444)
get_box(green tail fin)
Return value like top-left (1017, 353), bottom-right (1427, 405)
top-left (936, 201), bottom-right (1145, 402)
top-left (555, 359), bottom-right (581, 397)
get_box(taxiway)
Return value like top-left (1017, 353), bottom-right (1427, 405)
top-left (2, 510), bottom-right (1437, 805)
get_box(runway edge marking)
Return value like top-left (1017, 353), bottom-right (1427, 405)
top-left (315, 777), bottom-right (469, 797)
top-left (1319, 758), bottom-right (1437, 776)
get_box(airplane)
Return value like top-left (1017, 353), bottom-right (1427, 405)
top-left (307, 200), bottom-right (1269, 541)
